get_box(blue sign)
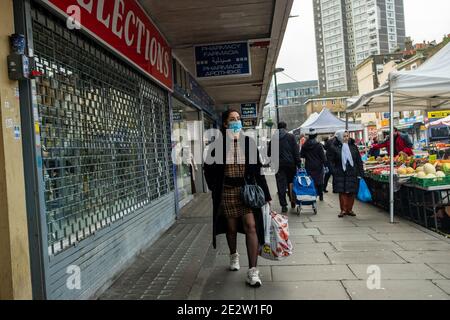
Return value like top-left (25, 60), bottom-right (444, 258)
top-left (195, 42), bottom-right (251, 78)
top-left (241, 103), bottom-right (257, 118)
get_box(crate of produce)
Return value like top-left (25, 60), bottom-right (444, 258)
top-left (410, 175), bottom-right (450, 188)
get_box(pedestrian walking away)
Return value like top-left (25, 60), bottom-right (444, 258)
top-left (328, 130), bottom-right (364, 218)
top-left (301, 128), bottom-right (326, 201)
top-left (269, 122), bottom-right (301, 213)
top-left (203, 109), bottom-right (272, 287)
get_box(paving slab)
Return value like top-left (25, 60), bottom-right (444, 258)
top-left (289, 235), bottom-right (316, 244)
top-left (214, 252), bottom-right (330, 267)
top-left (290, 228), bottom-right (321, 236)
top-left (308, 214), bottom-right (347, 222)
top-left (348, 264), bottom-right (445, 280)
top-left (294, 243), bottom-right (336, 253)
top-left (304, 221), bottom-right (357, 228)
top-left (206, 266), bottom-right (272, 283)
top-left (318, 227), bottom-right (375, 235)
top-left (343, 280), bottom-right (450, 300)
top-left (371, 233), bottom-right (440, 241)
top-left (255, 281), bottom-right (349, 300)
top-left (257, 252), bottom-right (330, 266)
top-left (427, 264), bottom-right (450, 278)
top-left (368, 225), bottom-right (424, 233)
top-left (326, 251), bottom-right (407, 264)
top-left (352, 220), bottom-right (404, 227)
top-left (395, 251), bottom-right (450, 263)
top-left (272, 265), bottom-right (356, 281)
top-left (331, 241), bottom-right (403, 252)
top-left (432, 280), bottom-right (450, 295)
top-left (314, 234), bottom-right (377, 243)
top-left (394, 241), bottom-right (450, 251)
top-left (201, 281), bottom-right (255, 300)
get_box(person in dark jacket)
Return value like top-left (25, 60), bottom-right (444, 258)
top-left (269, 122), bottom-right (301, 213)
top-left (323, 135), bottom-right (334, 193)
top-left (203, 109), bottom-right (271, 287)
top-left (328, 130), bottom-right (364, 218)
top-left (301, 128), bottom-right (326, 201)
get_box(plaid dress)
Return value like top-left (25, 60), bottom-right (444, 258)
top-left (222, 139), bottom-right (252, 218)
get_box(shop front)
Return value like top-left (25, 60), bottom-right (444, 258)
top-left (17, 0), bottom-right (176, 299)
top-left (172, 98), bottom-right (200, 208)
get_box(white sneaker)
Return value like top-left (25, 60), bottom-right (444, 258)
top-left (229, 253), bottom-right (240, 271)
top-left (246, 267), bottom-right (262, 287)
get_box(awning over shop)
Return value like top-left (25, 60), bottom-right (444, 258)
top-left (139, 0), bottom-right (294, 118)
top-left (299, 108), bottom-right (363, 134)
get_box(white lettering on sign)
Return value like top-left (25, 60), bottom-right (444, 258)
top-left (46, 0), bottom-right (173, 90)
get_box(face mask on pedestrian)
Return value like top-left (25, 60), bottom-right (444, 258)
top-left (228, 120), bottom-right (243, 134)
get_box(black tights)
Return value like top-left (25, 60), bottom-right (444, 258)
top-left (226, 213), bottom-right (258, 268)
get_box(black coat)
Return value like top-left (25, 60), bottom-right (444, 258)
top-left (203, 135), bottom-right (272, 249)
top-left (328, 138), bottom-right (364, 194)
top-left (269, 129), bottom-right (301, 168)
top-left (300, 137), bottom-right (326, 186)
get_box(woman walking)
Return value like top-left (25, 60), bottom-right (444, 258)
top-left (203, 109), bottom-right (271, 287)
top-left (328, 130), bottom-right (364, 218)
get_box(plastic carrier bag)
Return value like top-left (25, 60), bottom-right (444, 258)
top-left (357, 178), bottom-right (372, 203)
top-left (293, 169), bottom-right (317, 202)
top-left (259, 203), bottom-right (293, 261)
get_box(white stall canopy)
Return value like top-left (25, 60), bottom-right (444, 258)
top-left (300, 108), bottom-right (363, 134)
top-left (347, 42), bottom-right (450, 113)
top-left (345, 42), bottom-right (450, 225)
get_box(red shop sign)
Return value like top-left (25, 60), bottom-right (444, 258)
top-left (41, 0), bottom-right (173, 90)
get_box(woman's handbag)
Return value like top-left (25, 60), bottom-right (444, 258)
top-left (240, 175), bottom-right (266, 209)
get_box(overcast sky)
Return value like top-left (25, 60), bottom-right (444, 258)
top-left (276, 0), bottom-right (450, 84)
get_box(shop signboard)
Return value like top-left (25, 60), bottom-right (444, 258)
top-left (241, 103), bottom-right (257, 119)
top-left (242, 118), bottom-right (257, 129)
top-left (195, 42), bottom-right (251, 78)
top-left (428, 110), bottom-right (450, 119)
top-left (172, 111), bottom-right (183, 122)
top-left (41, 0), bottom-right (173, 90)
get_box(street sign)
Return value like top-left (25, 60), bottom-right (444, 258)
top-left (195, 42), bottom-right (251, 78)
top-left (428, 110), bottom-right (450, 119)
top-left (241, 103), bottom-right (257, 118)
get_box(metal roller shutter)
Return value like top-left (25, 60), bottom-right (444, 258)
top-left (30, 2), bottom-right (176, 299)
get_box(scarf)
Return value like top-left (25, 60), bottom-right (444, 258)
top-left (335, 130), bottom-right (354, 172)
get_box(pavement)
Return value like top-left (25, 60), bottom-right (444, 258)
top-left (99, 175), bottom-right (450, 300)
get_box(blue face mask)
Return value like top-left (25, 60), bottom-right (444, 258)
top-left (228, 120), bottom-right (243, 134)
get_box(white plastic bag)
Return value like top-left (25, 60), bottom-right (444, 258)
top-left (259, 203), bottom-right (293, 261)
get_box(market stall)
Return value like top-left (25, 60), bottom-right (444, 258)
top-left (363, 153), bottom-right (450, 234)
top-left (347, 42), bottom-right (450, 225)
top-left (300, 108), bottom-right (363, 134)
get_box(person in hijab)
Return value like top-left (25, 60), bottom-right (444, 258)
top-left (328, 130), bottom-right (364, 217)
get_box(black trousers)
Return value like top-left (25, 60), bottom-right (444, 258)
top-left (276, 165), bottom-right (296, 207)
